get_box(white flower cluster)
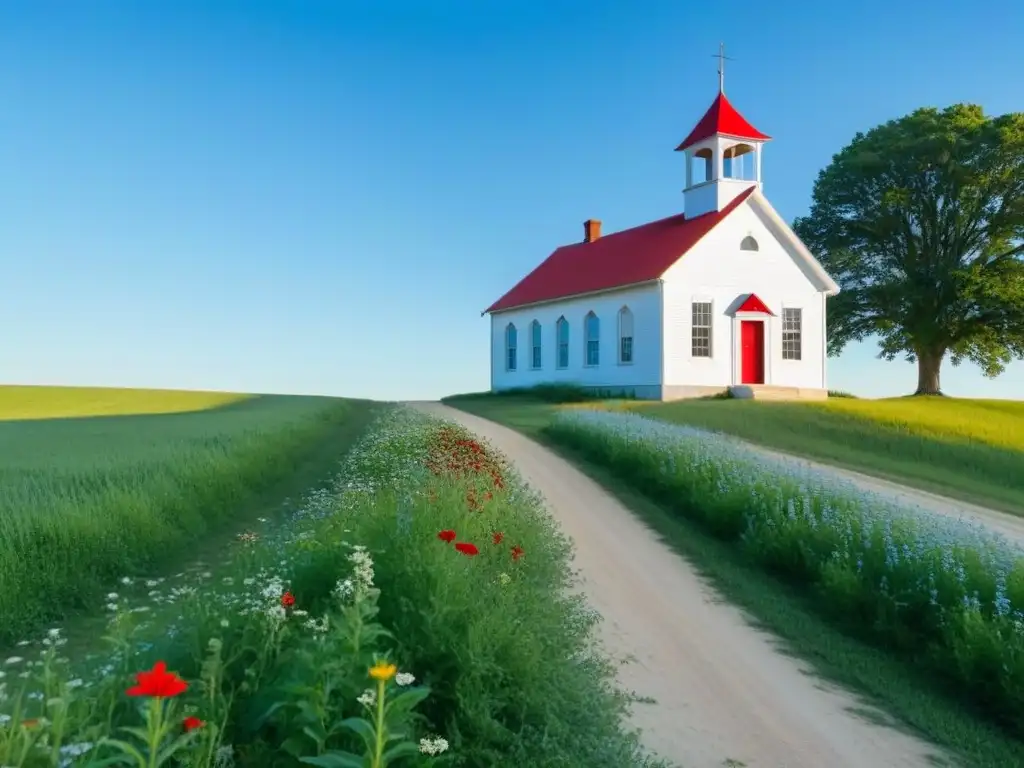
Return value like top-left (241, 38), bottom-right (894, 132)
top-left (356, 688), bottom-right (376, 707)
top-left (349, 545), bottom-right (375, 592)
top-left (418, 735), bottom-right (449, 755)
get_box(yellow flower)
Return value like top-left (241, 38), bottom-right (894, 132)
top-left (369, 661), bottom-right (397, 682)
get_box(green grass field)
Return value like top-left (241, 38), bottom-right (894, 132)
top-left (447, 389), bottom-right (1024, 512)
top-left (444, 392), bottom-right (1024, 767)
top-left (618, 395), bottom-right (1024, 513)
top-left (0, 385), bottom-right (375, 646)
top-left (0, 384), bottom-right (254, 420)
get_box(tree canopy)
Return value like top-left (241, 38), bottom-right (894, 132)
top-left (793, 104), bottom-right (1024, 394)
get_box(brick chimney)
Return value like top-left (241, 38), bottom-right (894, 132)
top-left (583, 219), bottom-right (602, 243)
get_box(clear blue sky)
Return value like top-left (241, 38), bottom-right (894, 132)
top-left (1, 1), bottom-right (1021, 401)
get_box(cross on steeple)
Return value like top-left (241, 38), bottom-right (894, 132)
top-left (712, 42), bottom-right (733, 94)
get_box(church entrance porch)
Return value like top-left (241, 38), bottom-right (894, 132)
top-left (729, 292), bottom-right (773, 387)
top-left (740, 320), bottom-right (765, 384)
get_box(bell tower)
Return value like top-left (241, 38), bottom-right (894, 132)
top-left (676, 44), bottom-right (771, 218)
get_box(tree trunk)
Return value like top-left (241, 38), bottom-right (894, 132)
top-left (914, 348), bottom-right (945, 395)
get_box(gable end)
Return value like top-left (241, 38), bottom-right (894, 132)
top-left (747, 191), bottom-right (840, 295)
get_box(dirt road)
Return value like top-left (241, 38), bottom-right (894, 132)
top-left (409, 402), bottom-right (942, 768)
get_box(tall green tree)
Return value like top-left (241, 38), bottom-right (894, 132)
top-left (793, 104), bottom-right (1024, 395)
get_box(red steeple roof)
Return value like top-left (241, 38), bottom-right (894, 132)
top-left (484, 187), bottom-right (756, 314)
top-left (675, 92), bottom-right (770, 152)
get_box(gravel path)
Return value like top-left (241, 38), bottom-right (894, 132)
top-left (409, 402), bottom-right (943, 768)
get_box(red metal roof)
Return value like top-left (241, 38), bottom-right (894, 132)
top-left (675, 93), bottom-right (770, 152)
top-left (734, 293), bottom-right (774, 315)
top-left (485, 187), bottom-right (756, 314)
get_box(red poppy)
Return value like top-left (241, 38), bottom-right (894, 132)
top-left (183, 716), bottom-right (204, 732)
top-left (438, 529), bottom-right (456, 543)
top-left (126, 661), bottom-right (188, 698)
top-left (281, 591), bottom-right (295, 608)
top-left (455, 542), bottom-right (479, 556)
top-left (511, 545), bottom-right (524, 561)
top-left (492, 532), bottom-right (504, 545)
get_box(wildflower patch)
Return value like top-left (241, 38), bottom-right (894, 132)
top-left (546, 407), bottom-right (1024, 738)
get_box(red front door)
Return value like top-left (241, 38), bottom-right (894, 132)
top-left (741, 320), bottom-right (764, 384)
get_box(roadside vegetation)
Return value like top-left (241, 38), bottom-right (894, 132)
top-left (449, 384), bottom-right (1024, 513)
top-left (446, 388), bottom-right (1024, 767)
top-left (0, 387), bottom-right (372, 646)
top-left (626, 396), bottom-right (1024, 513)
top-left (0, 407), bottom-right (663, 768)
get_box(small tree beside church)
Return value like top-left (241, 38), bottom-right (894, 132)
top-left (794, 104), bottom-right (1024, 395)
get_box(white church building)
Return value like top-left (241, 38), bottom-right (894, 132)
top-left (483, 77), bottom-right (840, 401)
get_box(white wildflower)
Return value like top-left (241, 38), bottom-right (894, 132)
top-left (332, 578), bottom-right (354, 601)
top-left (214, 744), bottom-right (235, 767)
top-left (58, 740), bottom-right (94, 766)
top-left (419, 736), bottom-right (449, 755)
top-left (266, 605), bottom-right (287, 623)
top-left (356, 688), bottom-right (376, 707)
top-left (395, 672), bottom-right (415, 686)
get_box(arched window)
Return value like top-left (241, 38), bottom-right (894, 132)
top-left (740, 235), bottom-right (759, 251)
top-left (584, 311), bottom-right (600, 366)
top-left (505, 323), bottom-right (517, 371)
top-left (556, 316), bottom-right (569, 369)
top-left (618, 306), bottom-right (634, 364)
top-left (530, 320), bottom-right (542, 369)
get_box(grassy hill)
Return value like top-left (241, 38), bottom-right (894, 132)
top-left (0, 384), bottom-right (253, 420)
top-left (0, 385), bottom-right (377, 645)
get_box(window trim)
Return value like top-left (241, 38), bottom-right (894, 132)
top-left (617, 305), bottom-right (634, 365)
top-left (691, 299), bottom-right (714, 359)
top-left (583, 311), bottom-right (600, 367)
top-left (505, 322), bottom-right (518, 372)
top-left (781, 306), bottom-right (802, 361)
top-left (530, 320), bottom-right (542, 369)
top-left (556, 316), bottom-right (569, 369)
